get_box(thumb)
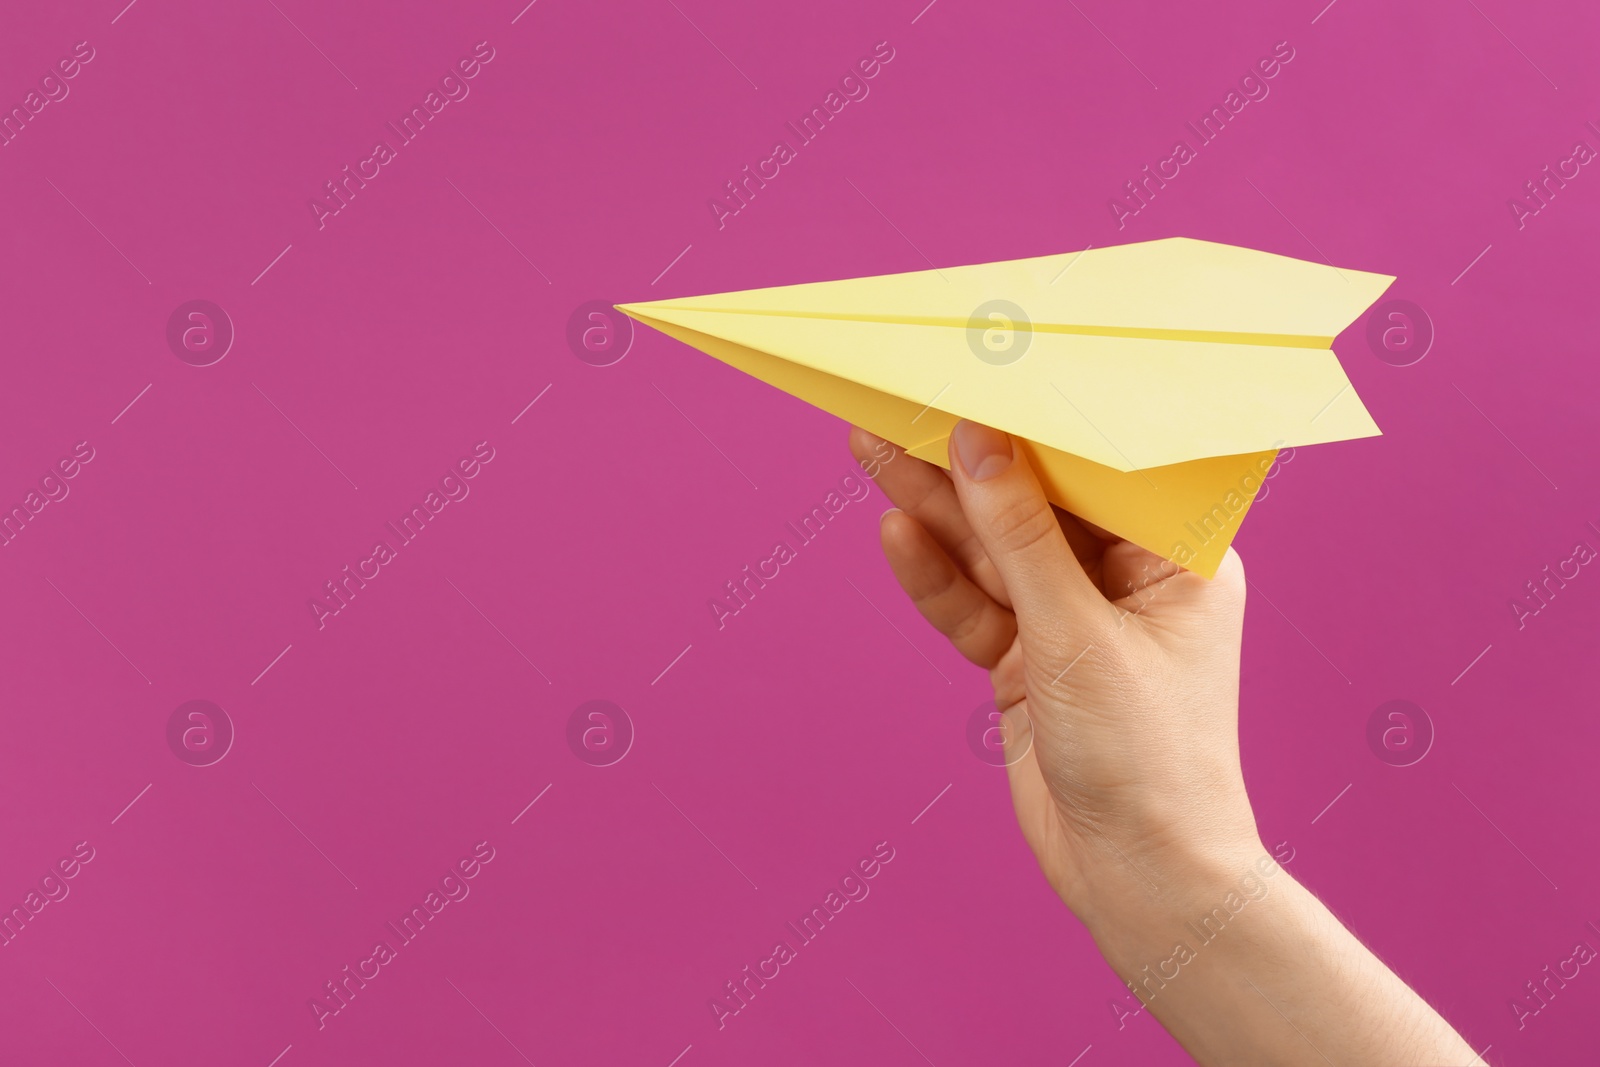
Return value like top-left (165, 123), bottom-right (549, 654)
top-left (947, 421), bottom-right (1107, 631)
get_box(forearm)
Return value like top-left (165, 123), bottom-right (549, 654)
top-left (1073, 840), bottom-right (1476, 1066)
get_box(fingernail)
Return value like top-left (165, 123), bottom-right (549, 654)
top-left (850, 426), bottom-right (889, 456)
top-left (951, 420), bottom-right (1012, 481)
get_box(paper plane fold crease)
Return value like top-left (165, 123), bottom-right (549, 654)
top-left (619, 237), bottom-right (1393, 578)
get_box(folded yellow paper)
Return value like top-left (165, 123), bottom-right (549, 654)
top-left (618, 236), bottom-right (1392, 578)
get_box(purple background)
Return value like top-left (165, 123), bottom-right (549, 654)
top-left (1, 0), bottom-right (1595, 1063)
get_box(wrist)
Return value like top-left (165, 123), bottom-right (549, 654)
top-left (1066, 826), bottom-right (1280, 951)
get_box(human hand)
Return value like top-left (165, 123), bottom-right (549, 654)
top-left (850, 420), bottom-right (1261, 918)
top-left (852, 420), bottom-right (1476, 1065)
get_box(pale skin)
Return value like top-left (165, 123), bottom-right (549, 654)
top-left (850, 420), bottom-right (1479, 1067)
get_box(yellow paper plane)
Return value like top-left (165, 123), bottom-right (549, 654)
top-left (618, 236), bottom-right (1393, 578)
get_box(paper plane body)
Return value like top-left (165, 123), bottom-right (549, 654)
top-left (619, 237), bottom-right (1392, 578)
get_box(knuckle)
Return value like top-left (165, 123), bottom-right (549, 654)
top-left (983, 493), bottom-right (1057, 558)
top-left (907, 555), bottom-right (961, 609)
top-left (1218, 547), bottom-right (1247, 597)
top-left (944, 599), bottom-right (990, 645)
top-left (1192, 548), bottom-right (1248, 615)
top-left (902, 473), bottom-right (945, 517)
top-left (950, 529), bottom-right (986, 567)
